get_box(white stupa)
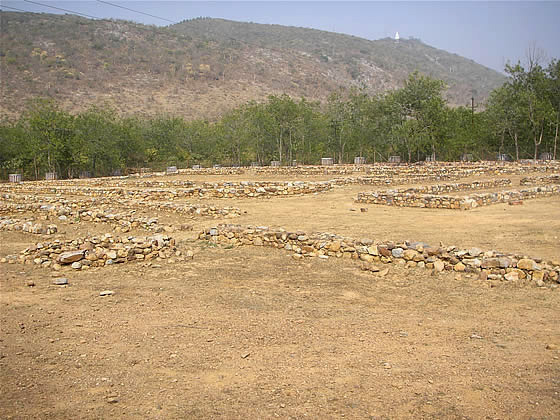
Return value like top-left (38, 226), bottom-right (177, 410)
top-left (395, 31), bottom-right (400, 43)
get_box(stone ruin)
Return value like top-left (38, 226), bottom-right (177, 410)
top-left (199, 225), bottom-right (559, 285)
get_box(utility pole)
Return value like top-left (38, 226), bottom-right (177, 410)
top-left (471, 95), bottom-right (475, 131)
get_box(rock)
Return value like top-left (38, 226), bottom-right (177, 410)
top-left (468, 247), bottom-right (482, 257)
top-left (53, 278), bottom-right (69, 285)
top-left (498, 257), bottom-right (512, 268)
top-left (378, 268), bottom-right (389, 277)
top-left (253, 237), bottom-right (263, 246)
top-left (536, 279), bottom-right (545, 287)
top-left (366, 246), bottom-right (378, 256)
top-left (58, 250), bottom-right (85, 264)
top-left (504, 271), bottom-right (519, 281)
top-left (360, 263), bottom-right (380, 273)
top-left (532, 271), bottom-right (545, 282)
top-left (71, 261), bottom-right (82, 270)
top-left (185, 250), bottom-right (194, 259)
top-left (391, 248), bottom-right (404, 258)
top-left (481, 258), bottom-right (500, 269)
top-left (329, 241), bottom-right (341, 252)
top-left (479, 271), bottom-right (488, 281)
top-left (292, 254), bottom-right (303, 260)
top-left (360, 254), bottom-right (375, 263)
top-left (99, 290), bottom-right (114, 296)
top-left (517, 258), bottom-right (537, 270)
top-left (433, 260), bottom-right (445, 272)
top-left (454, 262), bottom-right (466, 272)
top-left (26, 280), bottom-right (35, 287)
top-left (546, 344), bottom-right (558, 350)
top-left (402, 249), bottom-right (419, 261)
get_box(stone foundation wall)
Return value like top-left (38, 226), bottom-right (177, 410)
top-left (356, 185), bottom-right (560, 210)
top-left (0, 233), bottom-right (190, 270)
top-left (520, 174), bottom-right (560, 185)
top-left (198, 225), bottom-right (560, 284)
top-left (0, 217), bottom-right (57, 235)
top-left (1, 193), bottom-right (241, 219)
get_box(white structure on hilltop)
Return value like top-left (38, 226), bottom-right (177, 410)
top-left (395, 31), bottom-right (400, 42)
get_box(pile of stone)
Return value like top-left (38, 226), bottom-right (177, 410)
top-left (199, 225), bottom-right (560, 284)
top-left (0, 233), bottom-right (189, 270)
top-left (520, 174), bottom-right (560, 186)
top-left (0, 217), bottom-right (57, 235)
top-left (356, 185), bottom-right (560, 210)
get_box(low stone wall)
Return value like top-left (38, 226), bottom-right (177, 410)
top-left (392, 179), bottom-right (512, 194)
top-left (1, 193), bottom-right (241, 219)
top-left (0, 233), bottom-right (191, 270)
top-left (520, 174), bottom-right (560, 186)
top-left (356, 185), bottom-right (560, 210)
top-left (198, 225), bottom-right (560, 284)
top-left (0, 217), bottom-right (57, 235)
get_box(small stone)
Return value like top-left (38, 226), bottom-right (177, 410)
top-left (546, 344), bottom-right (558, 350)
top-left (391, 248), bottom-right (403, 258)
top-left (53, 278), bottom-right (69, 285)
top-left (58, 250), bottom-right (85, 264)
top-left (99, 290), bottom-right (114, 296)
top-left (71, 261), bottom-right (82, 270)
top-left (329, 241), bottom-right (341, 252)
top-left (378, 268), bottom-right (389, 277)
top-left (504, 271), bottom-right (519, 281)
top-left (360, 263), bottom-right (380, 273)
top-left (532, 271), bottom-right (545, 282)
top-left (454, 262), bottom-right (466, 272)
top-left (402, 249), bottom-right (419, 261)
top-left (517, 258), bottom-right (537, 270)
top-left (241, 352), bottom-right (250, 359)
top-left (470, 334), bottom-right (483, 339)
top-left (433, 260), bottom-right (445, 272)
top-left (26, 280), bottom-right (35, 287)
top-left (107, 397), bottom-right (119, 404)
top-left (468, 248), bottom-right (482, 257)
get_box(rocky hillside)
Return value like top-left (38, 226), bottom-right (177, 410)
top-left (0, 12), bottom-right (506, 120)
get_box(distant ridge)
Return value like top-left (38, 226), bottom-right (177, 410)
top-left (0, 12), bottom-right (506, 119)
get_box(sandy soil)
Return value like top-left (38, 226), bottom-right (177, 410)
top-left (1, 170), bottom-right (559, 419)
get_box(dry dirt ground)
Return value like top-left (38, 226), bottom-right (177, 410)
top-left (1, 171), bottom-right (560, 419)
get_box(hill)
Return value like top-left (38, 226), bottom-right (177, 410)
top-left (0, 12), bottom-right (506, 120)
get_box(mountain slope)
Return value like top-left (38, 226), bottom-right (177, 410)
top-left (0, 12), bottom-right (506, 120)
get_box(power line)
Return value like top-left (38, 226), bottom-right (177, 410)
top-left (23, 0), bottom-right (101, 20)
top-left (0, 4), bottom-right (32, 13)
top-left (96, 0), bottom-right (177, 24)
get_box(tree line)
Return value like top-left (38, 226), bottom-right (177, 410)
top-left (1, 60), bottom-right (558, 180)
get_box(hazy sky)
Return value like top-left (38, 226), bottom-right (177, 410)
top-left (2, 1), bottom-right (559, 73)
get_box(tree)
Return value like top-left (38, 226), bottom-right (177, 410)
top-left (393, 72), bottom-right (447, 161)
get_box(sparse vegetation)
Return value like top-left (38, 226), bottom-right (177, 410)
top-left (1, 12), bottom-right (506, 120)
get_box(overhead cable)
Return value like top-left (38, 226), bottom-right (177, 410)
top-left (0, 4), bottom-right (32, 13)
top-left (23, 0), bottom-right (101, 19)
top-left (96, 0), bottom-right (177, 24)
